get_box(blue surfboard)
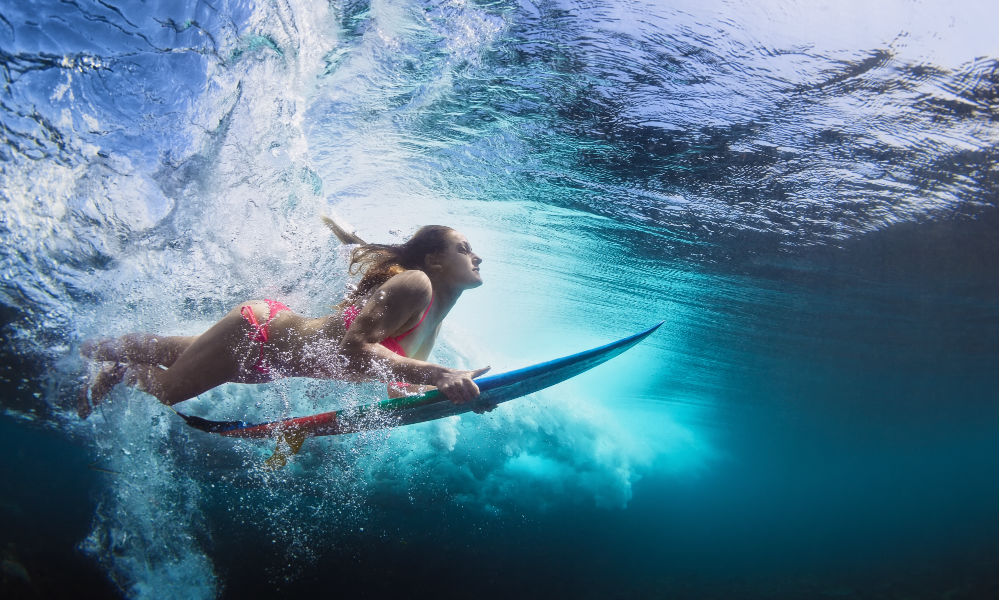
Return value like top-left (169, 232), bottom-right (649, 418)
top-left (177, 322), bottom-right (662, 438)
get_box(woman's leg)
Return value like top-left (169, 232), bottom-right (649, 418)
top-left (79, 334), bottom-right (200, 417)
top-left (82, 334), bottom-right (197, 367)
top-left (77, 362), bottom-right (128, 419)
top-left (84, 306), bottom-right (258, 408)
top-left (120, 308), bottom-right (257, 405)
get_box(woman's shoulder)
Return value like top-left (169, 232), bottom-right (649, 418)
top-left (380, 269), bottom-right (432, 303)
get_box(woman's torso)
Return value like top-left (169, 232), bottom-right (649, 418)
top-left (253, 301), bottom-right (440, 379)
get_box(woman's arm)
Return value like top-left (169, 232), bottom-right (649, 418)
top-left (339, 271), bottom-right (488, 404)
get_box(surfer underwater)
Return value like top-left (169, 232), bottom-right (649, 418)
top-left (77, 222), bottom-right (491, 425)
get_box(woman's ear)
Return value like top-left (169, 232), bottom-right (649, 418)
top-left (424, 253), bottom-right (443, 272)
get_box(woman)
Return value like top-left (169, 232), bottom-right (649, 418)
top-left (78, 225), bottom-right (489, 419)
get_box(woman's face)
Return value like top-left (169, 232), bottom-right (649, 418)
top-left (431, 230), bottom-right (483, 289)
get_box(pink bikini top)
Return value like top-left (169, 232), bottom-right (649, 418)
top-left (342, 296), bottom-right (433, 358)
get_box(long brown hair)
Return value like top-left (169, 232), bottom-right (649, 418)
top-left (344, 225), bottom-right (453, 304)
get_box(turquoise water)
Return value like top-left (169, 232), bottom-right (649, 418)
top-left (1, 1), bottom-right (996, 598)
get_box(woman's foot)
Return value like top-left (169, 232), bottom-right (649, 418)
top-left (76, 385), bottom-right (93, 419)
top-left (77, 362), bottom-right (126, 419)
top-left (80, 338), bottom-right (123, 362)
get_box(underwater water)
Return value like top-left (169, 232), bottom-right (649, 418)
top-left (1, 0), bottom-right (996, 598)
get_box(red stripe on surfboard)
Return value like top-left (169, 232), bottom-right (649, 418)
top-left (217, 411), bottom-right (339, 438)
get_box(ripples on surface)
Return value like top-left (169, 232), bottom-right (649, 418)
top-left (443, 3), bottom-right (993, 245)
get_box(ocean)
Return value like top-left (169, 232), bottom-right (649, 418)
top-left (0, 0), bottom-right (996, 598)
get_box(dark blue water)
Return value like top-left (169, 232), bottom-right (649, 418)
top-left (1, 1), bottom-right (996, 598)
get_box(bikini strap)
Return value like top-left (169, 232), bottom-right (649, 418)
top-left (241, 305), bottom-right (268, 342)
top-left (392, 294), bottom-right (433, 342)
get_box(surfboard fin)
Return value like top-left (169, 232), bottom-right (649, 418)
top-left (261, 430), bottom-right (308, 471)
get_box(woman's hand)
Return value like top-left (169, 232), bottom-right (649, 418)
top-left (435, 366), bottom-right (490, 404)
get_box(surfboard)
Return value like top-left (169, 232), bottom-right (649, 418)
top-left (176, 322), bottom-right (662, 439)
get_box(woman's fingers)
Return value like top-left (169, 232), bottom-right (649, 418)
top-left (438, 368), bottom-right (486, 404)
top-left (457, 375), bottom-right (479, 404)
top-left (436, 366), bottom-right (492, 404)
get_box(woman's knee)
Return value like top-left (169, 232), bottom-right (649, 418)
top-left (125, 365), bottom-right (188, 405)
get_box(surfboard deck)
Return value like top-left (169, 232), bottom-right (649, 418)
top-left (177, 322), bottom-right (662, 439)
